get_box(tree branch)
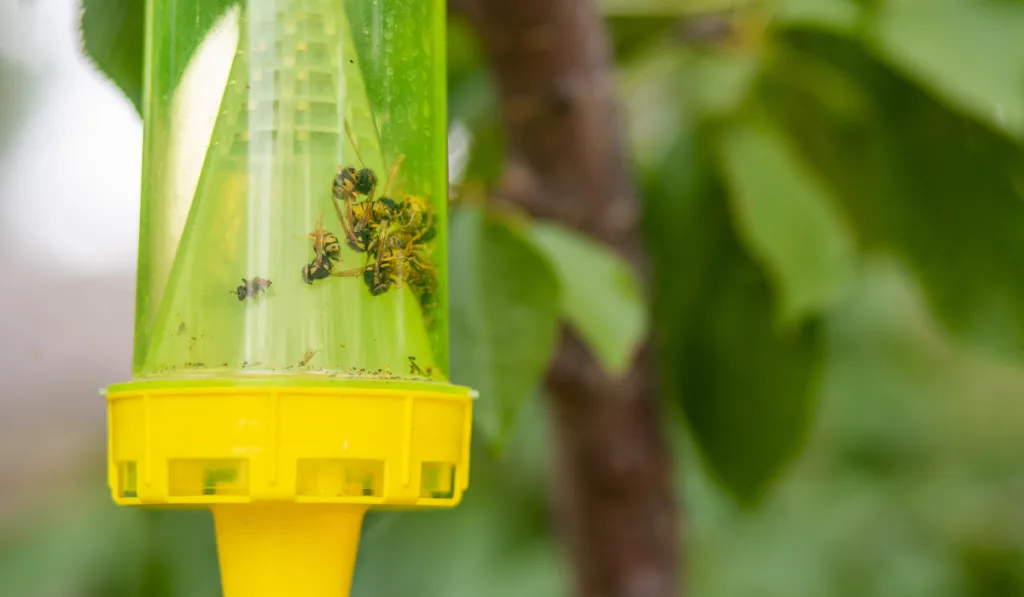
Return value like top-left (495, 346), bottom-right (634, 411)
top-left (452, 1), bottom-right (680, 596)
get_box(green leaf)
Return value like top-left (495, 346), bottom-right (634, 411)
top-left (865, 0), bottom-right (1024, 138)
top-left (524, 222), bottom-right (648, 377)
top-left (765, 28), bottom-right (1024, 360)
top-left (447, 18), bottom-right (487, 90)
top-left (690, 53), bottom-right (761, 118)
top-left (646, 124), bottom-right (825, 502)
top-left (81, 0), bottom-right (146, 114)
top-left (619, 43), bottom-right (691, 169)
top-left (460, 110), bottom-right (506, 187)
top-left (775, 0), bottom-right (862, 31)
top-left (449, 206), bottom-right (561, 448)
top-left (80, 0), bottom-right (238, 116)
top-left (607, 17), bottom-right (685, 62)
top-left (448, 65), bottom-right (504, 187)
top-left (717, 113), bottom-right (857, 326)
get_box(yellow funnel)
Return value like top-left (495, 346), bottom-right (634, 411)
top-left (214, 505), bottom-right (365, 597)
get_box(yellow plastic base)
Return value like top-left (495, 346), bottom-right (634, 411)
top-left (106, 381), bottom-right (473, 597)
top-left (107, 382), bottom-right (472, 506)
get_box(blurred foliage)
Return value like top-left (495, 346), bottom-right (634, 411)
top-left (6, 0), bottom-right (1024, 595)
top-left (80, 0), bottom-right (145, 114)
top-left (449, 206), bottom-right (561, 447)
top-left (524, 221), bottom-right (648, 376)
top-left (644, 119), bottom-right (826, 501)
top-left (80, 0), bottom-right (237, 114)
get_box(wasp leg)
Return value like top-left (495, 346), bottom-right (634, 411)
top-left (343, 120), bottom-right (368, 169)
top-left (329, 266), bottom-right (366, 277)
top-left (354, 199), bottom-right (375, 233)
top-left (334, 194), bottom-right (363, 251)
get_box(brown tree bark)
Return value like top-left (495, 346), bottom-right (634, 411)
top-left (451, 1), bottom-right (681, 596)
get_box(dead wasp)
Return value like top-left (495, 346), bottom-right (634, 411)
top-left (358, 191), bottom-right (436, 277)
top-left (344, 154), bottom-right (405, 248)
top-left (349, 192), bottom-right (400, 234)
top-left (331, 121), bottom-right (379, 253)
top-left (332, 231), bottom-right (436, 298)
top-left (408, 356), bottom-right (425, 376)
top-left (373, 232), bottom-right (436, 291)
top-left (340, 203), bottom-right (377, 253)
top-left (301, 254), bottom-right (333, 284)
top-left (331, 261), bottom-right (395, 296)
top-left (332, 121), bottom-right (378, 203)
top-left (332, 121), bottom-right (381, 227)
top-left (364, 262), bottom-right (394, 295)
top-left (231, 277), bottom-right (272, 301)
top-left (391, 194), bottom-right (437, 244)
top-left (333, 120), bottom-right (406, 248)
top-left (296, 212), bottom-right (342, 264)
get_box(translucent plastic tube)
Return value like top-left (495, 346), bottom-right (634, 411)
top-left (133, 0), bottom-right (450, 382)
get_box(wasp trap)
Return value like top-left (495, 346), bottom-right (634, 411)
top-left (105, 0), bottom-right (473, 595)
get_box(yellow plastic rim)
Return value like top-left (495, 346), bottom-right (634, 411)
top-left (107, 381), bottom-right (473, 508)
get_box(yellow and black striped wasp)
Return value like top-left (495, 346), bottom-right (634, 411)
top-left (301, 254), bottom-right (333, 284)
top-left (297, 212), bottom-right (341, 285)
top-left (330, 261), bottom-right (394, 295)
top-left (332, 120), bottom-right (405, 253)
top-left (332, 121), bottom-right (378, 207)
top-left (297, 212), bottom-right (341, 263)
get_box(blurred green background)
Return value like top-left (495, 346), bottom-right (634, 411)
top-left (3, 0), bottom-right (1024, 595)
